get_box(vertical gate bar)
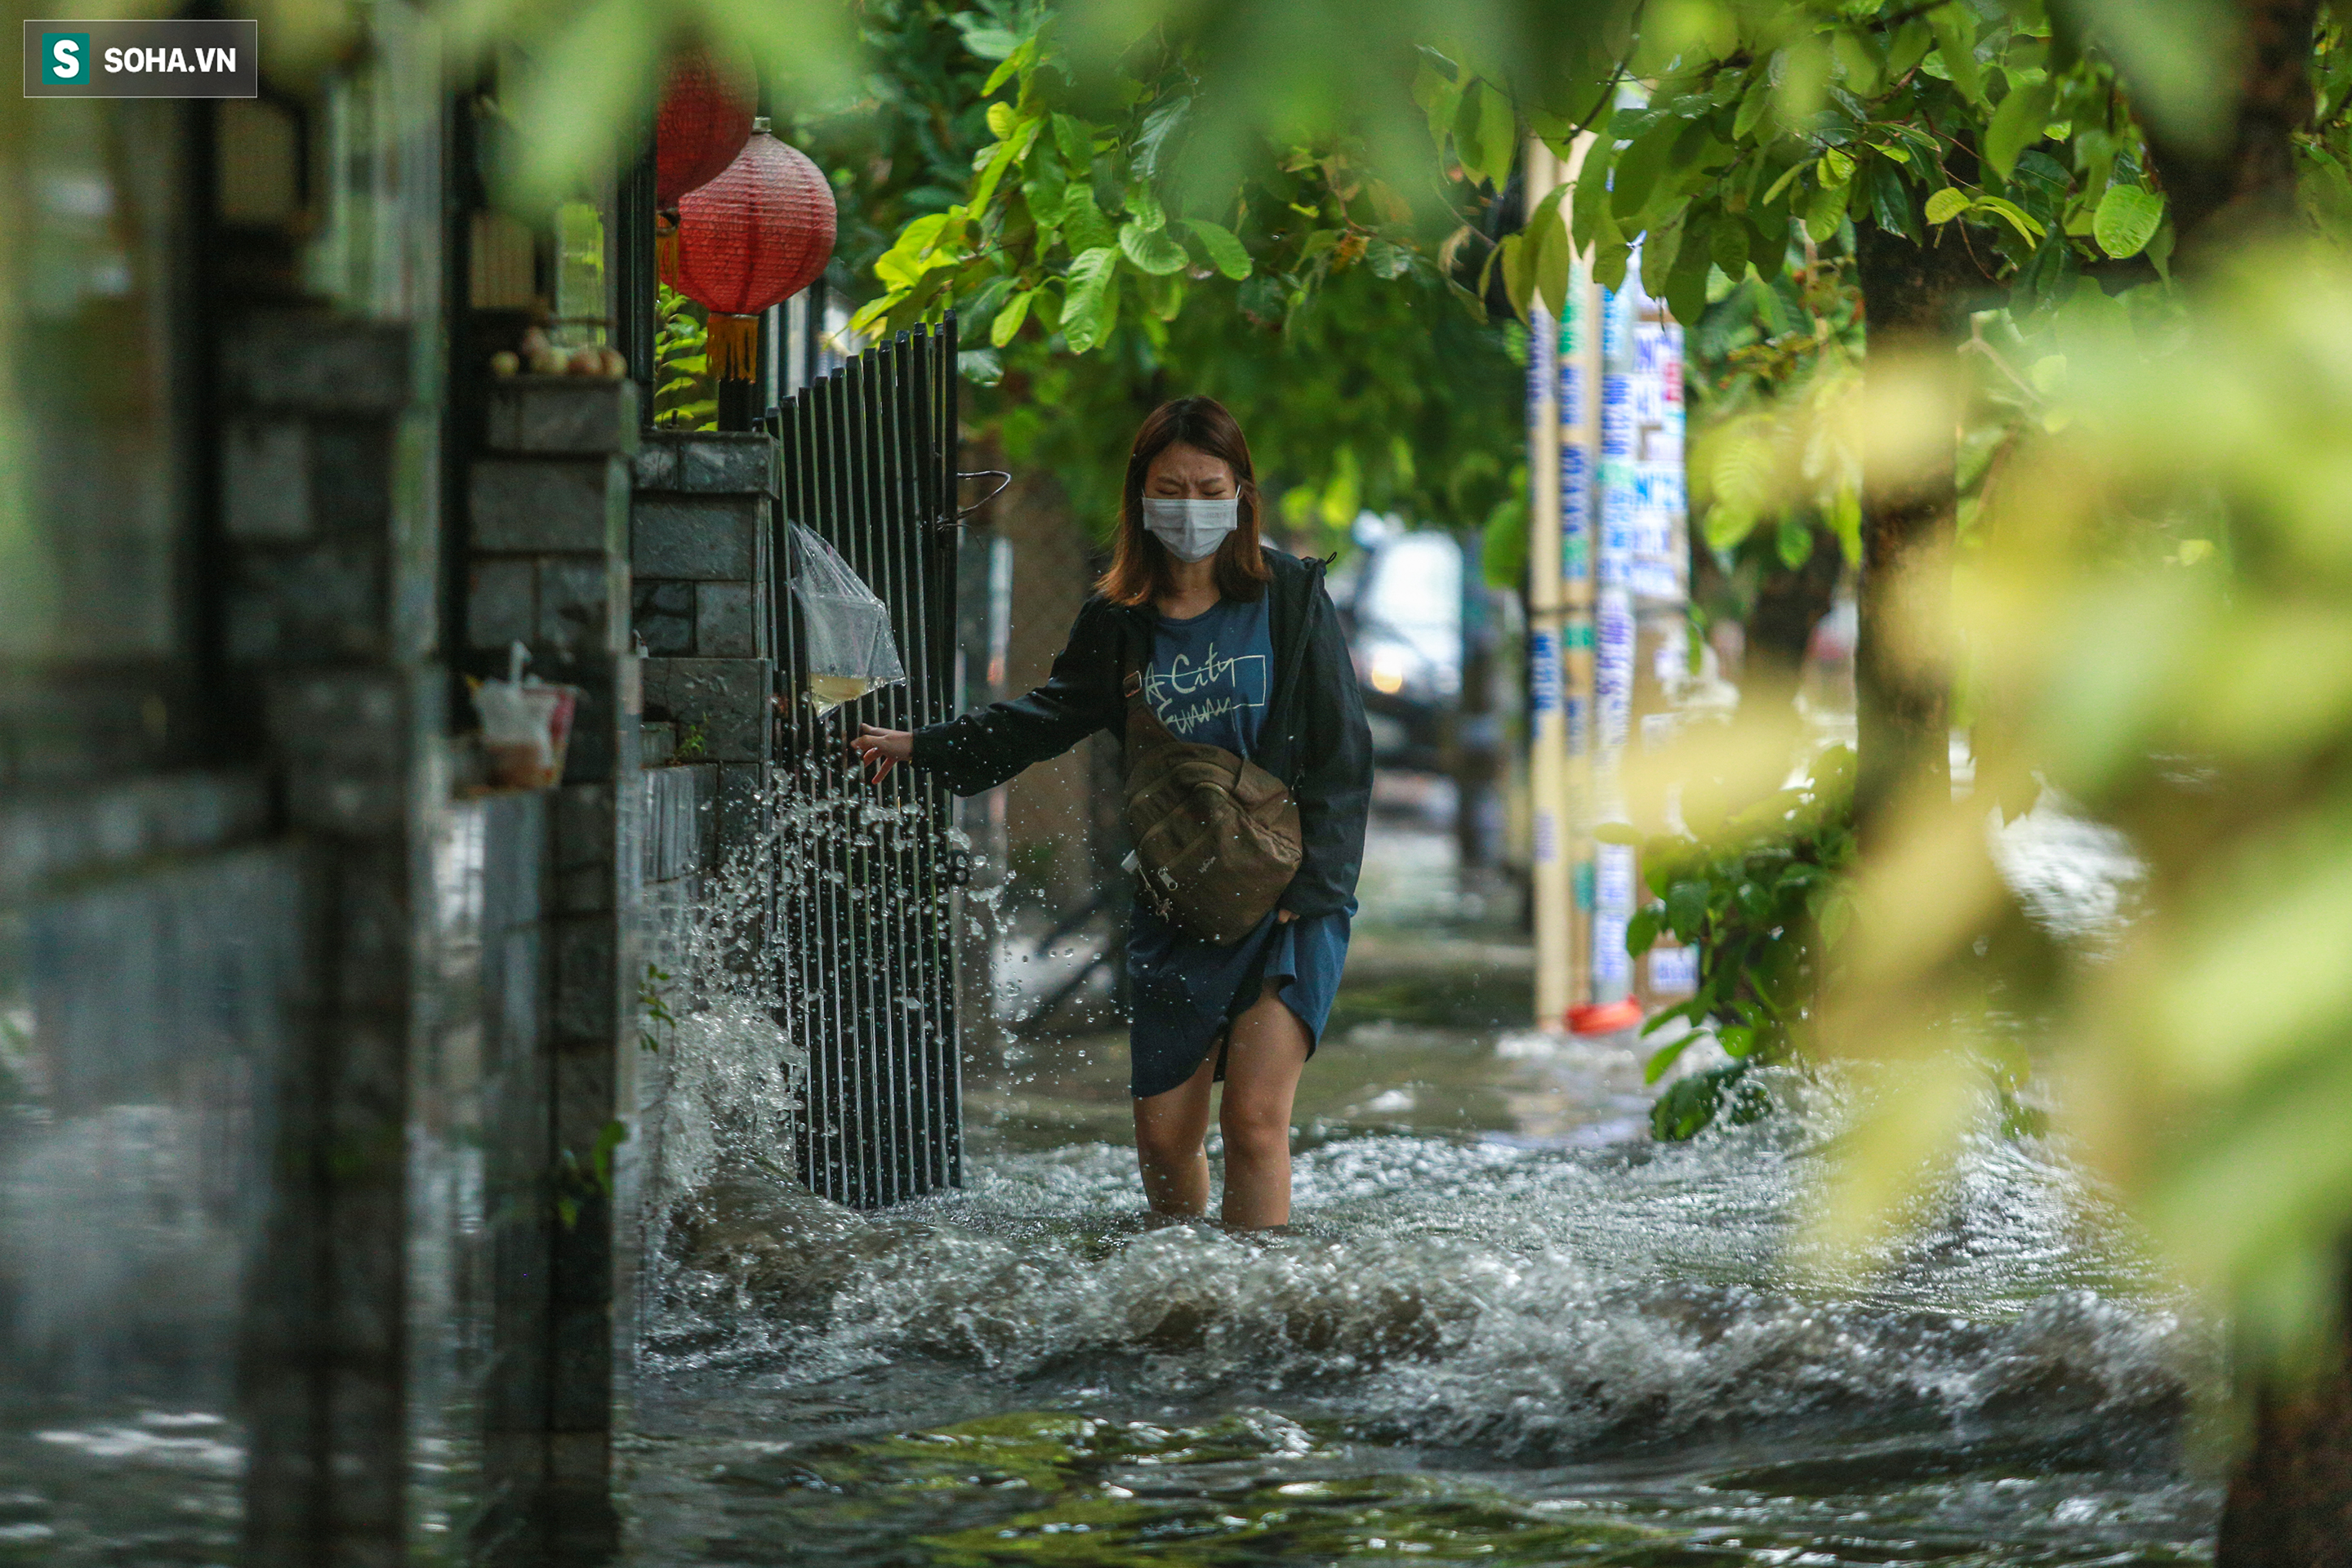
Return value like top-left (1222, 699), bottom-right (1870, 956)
top-left (873, 337), bottom-right (920, 1200)
top-left (904, 326), bottom-right (947, 1191)
top-left (861, 341), bottom-right (902, 1203)
top-left (939, 315), bottom-right (964, 1188)
top-left (775, 403), bottom-right (813, 1190)
top-left (822, 368), bottom-right (870, 1207)
top-left (823, 363), bottom-right (864, 1208)
top-left (884, 333), bottom-right (935, 1194)
top-left (806, 385), bottom-right (849, 1205)
top-left (894, 328), bottom-right (945, 1192)
top-left (909, 329), bottom-right (948, 1192)
top-left (841, 356), bottom-right (888, 1207)
top-left (791, 385), bottom-right (830, 1200)
top-left (866, 343), bottom-right (917, 1203)
top-left (791, 391), bottom-right (838, 1201)
top-left (783, 391), bottom-right (819, 1195)
top-left (800, 381), bottom-right (845, 1201)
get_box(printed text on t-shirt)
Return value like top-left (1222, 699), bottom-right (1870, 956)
top-left (1146, 640), bottom-right (1267, 738)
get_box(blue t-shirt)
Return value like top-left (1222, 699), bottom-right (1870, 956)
top-left (1143, 595), bottom-right (1273, 755)
top-left (1125, 590), bottom-right (1352, 1102)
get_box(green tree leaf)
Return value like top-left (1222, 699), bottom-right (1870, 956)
top-left (989, 289), bottom-right (1032, 348)
top-left (1499, 231), bottom-right (1535, 319)
top-left (1060, 246), bottom-right (1120, 353)
top-left (1412, 56), bottom-right (1464, 150)
top-left (1468, 79), bottom-right (1517, 190)
top-left (1732, 74), bottom-right (1773, 140)
top-left (1133, 96), bottom-right (1191, 180)
top-left (1061, 186), bottom-right (1114, 254)
top-left (1627, 906), bottom-right (1661, 956)
top-left (1804, 179), bottom-right (1851, 243)
top-left (1926, 4), bottom-right (1984, 105)
top-left (2092, 183), bottom-right (2166, 258)
top-left (1183, 218), bottom-right (1252, 280)
top-left (1924, 185), bottom-right (1972, 224)
top-left (1526, 185), bottom-right (1572, 318)
top-left (1611, 114), bottom-right (1685, 220)
top-left (1976, 194), bottom-right (2047, 243)
top-left (1050, 112), bottom-right (1092, 169)
top-left (1984, 78), bottom-right (2056, 180)
top-left (1119, 220), bottom-right (1190, 275)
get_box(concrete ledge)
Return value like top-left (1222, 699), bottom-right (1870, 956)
top-left (223, 314), bottom-right (412, 412)
top-left (485, 377), bottom-right (641, 457)
top-left (633, 431), bottom-right (772, 494)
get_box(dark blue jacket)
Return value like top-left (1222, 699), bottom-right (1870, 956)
top-left (910, 546), bottom-right (1373, 919)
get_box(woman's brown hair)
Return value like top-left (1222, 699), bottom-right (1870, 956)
top-left (1095, 397), bottom-right (1273, 607)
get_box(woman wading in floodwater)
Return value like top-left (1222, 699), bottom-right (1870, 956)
top-left (851, 398), bottom-right (1371, 1229)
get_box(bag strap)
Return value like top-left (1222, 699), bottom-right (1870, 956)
top-left (1122, 647), bottom-right (1254, 793)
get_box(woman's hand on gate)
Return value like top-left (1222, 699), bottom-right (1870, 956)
top-left (850, 724), bottom-right (914, 783)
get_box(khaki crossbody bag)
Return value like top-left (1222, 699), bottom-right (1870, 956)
top-left (1119, 666), bottom-right (1303, 945)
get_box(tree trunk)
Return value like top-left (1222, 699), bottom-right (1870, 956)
top-left (2135, 0), bottom-right (2324, 254)
top-left (1851, 228), bottom-right (1978, 840)
top-left (1744, 528), bottom-right (1845, 694)
top-left (2223, 1357), bottom-right (2352, 1566)
top-left (2137, 14), bottom-right (2343, 1555)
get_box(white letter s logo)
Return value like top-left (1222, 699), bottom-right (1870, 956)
top-left (49, 37), bottom-right (80, 78)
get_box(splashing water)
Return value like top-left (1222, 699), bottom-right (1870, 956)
top-left (622, 800), bottom-right (2219, 1564)
top-left (630, 1080), bottom-right (2221, 1561)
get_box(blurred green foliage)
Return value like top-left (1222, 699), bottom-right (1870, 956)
top-left (786, 0), bottom-right (1526, 541)
top-left (1615, 743), bottom-right (1857, 1138)
top-left (654, 281), bottom-right (715, 428)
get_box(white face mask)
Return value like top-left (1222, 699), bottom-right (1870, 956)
top-left (1142, 497), bottom-right (1240, 563)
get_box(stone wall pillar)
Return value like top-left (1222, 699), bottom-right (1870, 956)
top-left (631, 431), bottom-right (775, 867)
top-left (217, 312), bottom-right (439, 1567)
top-left (465, 375), bottom-right (642, 1562)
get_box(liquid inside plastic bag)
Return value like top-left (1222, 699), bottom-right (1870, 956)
top-left (789, 523), bottom-right (906, 715)
top-left (471, 677), bottom-right (577, 790)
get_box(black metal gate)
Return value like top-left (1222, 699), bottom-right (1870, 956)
top-left (771, 318), bottom-right (963, 1207)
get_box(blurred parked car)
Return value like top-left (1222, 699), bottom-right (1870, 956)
top-left (1343, 530), bottom-right (1462, 773)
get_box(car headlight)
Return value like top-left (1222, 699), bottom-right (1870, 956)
top-left (1367, 643), bottom-right (1414, 695)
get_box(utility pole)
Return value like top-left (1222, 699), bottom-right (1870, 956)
top-left (1522, 141), bottom-right (1571, 1030)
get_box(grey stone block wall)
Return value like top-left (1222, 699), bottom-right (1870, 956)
top-left (215, 311), bottom-right (441, 1568)
top-left (632, 432), bottom-right (777, 867)
top-left (467, 373), bottom-right (645, 1564)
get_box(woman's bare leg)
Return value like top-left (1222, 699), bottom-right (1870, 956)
top-left (1218, 982), bottom-right (1312, 1228)
top-left (1133, 1046), bottom-right (1217, 1216)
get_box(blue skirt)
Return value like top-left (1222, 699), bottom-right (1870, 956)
top-left (1125, 896), bottom-right (1354, 1099)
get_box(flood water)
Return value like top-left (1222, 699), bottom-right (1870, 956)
top-left (623, 782), bottom-right (2221, 1566)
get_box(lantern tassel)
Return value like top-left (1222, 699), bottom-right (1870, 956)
top-left (706, 313), bottom-right (760, 380)
top-left (656, 213), bottom-right (680, 287)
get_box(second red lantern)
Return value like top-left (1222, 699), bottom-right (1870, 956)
top-left (654, 49), bottom-right (755, 208)
top-left (675, 121), bottom-right (837, 380)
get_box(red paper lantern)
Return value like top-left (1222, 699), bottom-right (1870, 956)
top-left (675, 122), bottom-right (836, 380)
top-left (654, 50), bottom-right (755, 208)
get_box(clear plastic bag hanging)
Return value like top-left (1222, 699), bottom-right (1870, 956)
top-left (788, 522), bottom-right (906, 715)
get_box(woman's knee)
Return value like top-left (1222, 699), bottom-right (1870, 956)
top-left (1218, 1097), bottom-right (1292, 1158)
top-left (1135, 1117), bottom-right (1205, 1169)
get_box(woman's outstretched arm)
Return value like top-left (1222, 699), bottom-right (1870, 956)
top-left (870, 598), bottom-right (1129, 795)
